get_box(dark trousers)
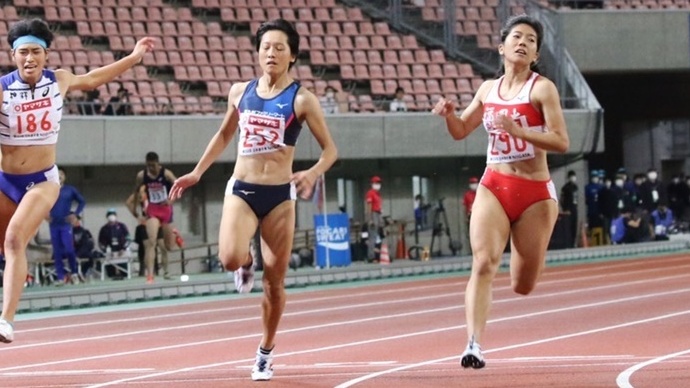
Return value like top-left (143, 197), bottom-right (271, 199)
top-left (50, 223), bottom-right (78, 280)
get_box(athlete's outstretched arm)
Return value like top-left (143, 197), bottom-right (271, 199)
top-left (291, 88), bottom-right (338, 199)
top-left (169, 83), bottom-right (244, 200)
top-left (432, 81), bottom-right (490, 140)
top-left (55, 37), bottom-right (155, 93)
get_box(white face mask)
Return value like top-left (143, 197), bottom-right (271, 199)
top-left (591, 177), bottom-right (600, 184)
top-left (326, 92), bottom-right (335, 99)
top-left (647, 172), bottom-right (658, 180)
top-left (569, 176), bottom-right (577, 183)
top-left (615, 179), bottom-right (624, 188)
top-left (469, 183), bottom-right (478, 191)
top-left (372, 183), bottom-right (381, 191)
top-left (107, 215), bottom-right (117, 222)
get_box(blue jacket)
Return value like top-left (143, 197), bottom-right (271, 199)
top-left (49, 185), bottom-right (86, 225)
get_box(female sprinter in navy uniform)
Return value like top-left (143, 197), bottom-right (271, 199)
top-left (0, 18), bottom-right (154, 343)
top-left (433, 14), bottom-right (569, 368)
top-left (169, 19), bottom-right (337, 381)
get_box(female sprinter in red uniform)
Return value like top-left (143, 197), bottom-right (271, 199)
top-left (433, 14), bottom-right (569, 368)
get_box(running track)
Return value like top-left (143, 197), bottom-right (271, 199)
top-left (1, 254), bottom-right (689, 387)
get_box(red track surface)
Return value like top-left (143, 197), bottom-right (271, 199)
top-left (1, 254), bottom-right (689, 387)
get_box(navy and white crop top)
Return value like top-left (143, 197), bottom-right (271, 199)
top-left (236, 79), bottom-right (303, 156)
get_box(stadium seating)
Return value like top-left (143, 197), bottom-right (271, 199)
top-left (2, 1), bottom-right (504, 114)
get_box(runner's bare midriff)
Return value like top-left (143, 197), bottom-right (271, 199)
top-left (0, 144), bottom-right (56, 174)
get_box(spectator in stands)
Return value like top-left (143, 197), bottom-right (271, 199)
top-left (103, 86), bottom-right (133, 116)
top-left (169, 19), bottom-right (337, 382)
top-left (48, 168), bottom-right (86, 285)
top-left (559, 170), bottom-right (579, 247)
top-left (71, 214), bottom-right (100, 279)
top-left (667, 174), bottom-right (687, 223)
top-left (651, 202), bottom-right (674, 240)
top-left (98, 209), bottom-right (130, 279)
top-left (389, 87), bottom-right (408, 112)
top-left (639, 168), bottom-right (665, 213)
top-left (432, 14), bottom-right (569, 369)
top-left (610, 207), bottom-right (633, 244)
top-left (0, 18), bottom-right (153, 343)
top-left (598, 175), bottom-right (617, 243)
top-left (78, 89), bottom-right (103, 115)
top-left (365, 176), bottom-right (383, 262)
top-left (319, 86), bottom-right (339, 114)
top-left (585, 169), bottom-right (604, 233)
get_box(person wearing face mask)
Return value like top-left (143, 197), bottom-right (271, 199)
top-left (319, 85), bottom-right (339, 114)
top-left (559, 170), bottom-right (578, 247)
top-left (666, 174), bottom-right (688, 223)
top-left (639, 168), bottom-right (666, 213)
top-left (584, 170), bottom-right (604, 237)
top-left (97, 209), bottom-right (131, 279)
top-left (598, 175), bottom-right (618, 244)
top-left (365, 176), bottom-right (383, 262)
top-left (611, 174), bottom-right (629, 215)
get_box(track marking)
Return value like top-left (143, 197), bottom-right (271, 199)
top-left (75, 287), bottom-right (690, 387)
top-left (616, 348), bottom-right (690, 388)
top-left (4, 270), bottom-right (688, 353)
top-left (334, 309), bottom-right (690, 387)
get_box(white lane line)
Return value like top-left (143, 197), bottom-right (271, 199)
top-left (9, 263), bottom-right (689, 349)
top-left (334, 309), bottom-right (690, 388)
top-left (79, 288), bottom-right (690, 387)
top-left (16, 258), bottom-right (690, 338)
top-left (616, 348), bottom-right (690, 388)
top-left (6, 269), bottom-right (688, 353)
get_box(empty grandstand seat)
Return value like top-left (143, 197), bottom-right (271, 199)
top-left (314, 7), bottom-right (330, 21)
top-left (399, 50), bottom-right (415, 65)
top-left (342, 22), bottom-right (358, 36)
top-left (369, 65), bottom-right (384, 79)
top-left (340, 64), bottom-right (355, 80)
top-left (358, 95), bottom-right (377, 111)
top-left (411, 64), bottom-right (428, 79)
top-left (331, 7), bottom-right (347, 20)
top-left (457, 78), bottom-right (473, 93)
top-left (359, 22), bottom-right (375, 35)
top-left (310, 50), bottom-right (325, 66)
top-left (297, 65), bottom-right (314, 80)
top-left (367, 50), bottom-right (385, 65)
top-left (395, 64), bottom-right (411, 79)
top-left (402, 35), bottom-right (419, 49)
top-left (380, 79), bottom-right (395, 95)
top-left (337, 50), bottom-right (353, 65)
top-left (347, 7), bottom-right (364, 21)
top-left (353, 64), bottom-right (369, 79)
top-left (354, 36), bottom-right (370, 50)
top-left (382, 50), bottom-right (399, 63)
top-left (370, 80), bottom-right (385, 95)
top-left (310, 22), bottom-right (325, 36)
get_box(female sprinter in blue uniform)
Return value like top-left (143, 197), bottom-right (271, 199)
top-left (0, 18), bottom-right (154, 343)
top-left (169, 19), bottom-right (338, 381)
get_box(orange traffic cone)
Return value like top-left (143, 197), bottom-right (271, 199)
top-left (379, 242), bottom-right (390, 265)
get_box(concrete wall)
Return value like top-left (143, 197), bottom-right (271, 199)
top-left (562, 10), bottom-right (690, 72)
top-left (45, 112), bottom-right (592, 256)
top-left (56, 110), bottom-right (599, 165)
